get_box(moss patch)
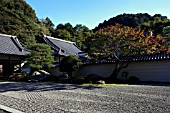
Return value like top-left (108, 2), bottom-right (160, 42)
top-left (82, 83), bottom-right (127, 87)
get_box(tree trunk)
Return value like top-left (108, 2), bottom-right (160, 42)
top-left (107, 60), bottom-right (129, 83)
top-left (67, 72), bottom-right (73, 79)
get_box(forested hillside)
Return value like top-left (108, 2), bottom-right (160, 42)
top-left (0, 0), bottom-right (92, 50)
top-left (0, 0), bottom-right (52, 48)
top-left (0, 0), bottom-right (170, 53)
top-left (93, 13), bottom-right (170, 35)
top-left (51, 23), bottom-right (92, 51)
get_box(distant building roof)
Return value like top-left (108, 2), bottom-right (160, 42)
top-left (0, 33), bottom-right (30, 56)
top-left (43, 35), bottom-right (87, 57)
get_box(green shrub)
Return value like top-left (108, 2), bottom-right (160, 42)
top-left (59, 55), bottom-right (82, 79)
top-left (73, 76), bottom-right (86, 84)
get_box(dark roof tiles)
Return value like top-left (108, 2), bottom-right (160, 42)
top-left (44, 35), bottom-right (82, 56)
top-left (0, 34), bottom-right (30, 56)
top-left (120, 54), bottom-right (170, 62)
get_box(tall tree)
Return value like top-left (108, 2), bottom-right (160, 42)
top-left (162, 26), bottom-right (170, 48)
top-left (163, 26), bottom-right (170, 40)
top-left (73, 24), bottom-right (92, 50)
top-left (40, 17), bottom-right (54, 28)
top-left (88, 24), bottom-right (168, 82)
top-left (53, 29), bottom-right (71, 40)
top-left (40, 17), bottom-right (54, 35)
top-left (0, 0), bottom-right (51, 48)
top-left (53, 23), bottom-right (92, 50)
top-left (17, 33), bottom-right (36, 48)
top-left (93, 13), bottom-right (170, 35)
top-left (27, 43), bottom-right (54, 73)
top-left (54, 23), bottom-right (73, 33)
top-left (65, 23), bottom-right (73, 33)
top-left (59, 55), bottom-right (82, 79)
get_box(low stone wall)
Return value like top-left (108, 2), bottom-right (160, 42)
top-left (45, 60), bottom-right (170, 83)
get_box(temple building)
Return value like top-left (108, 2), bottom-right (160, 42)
top-left (43, 35), bottom-right (87, 65)
top-left (0, 34), bottom-right (30, 77)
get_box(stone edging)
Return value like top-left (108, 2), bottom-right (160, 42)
top-left (0, 104), bottom-right (23, 113)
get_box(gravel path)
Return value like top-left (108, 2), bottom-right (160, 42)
top-left (0, 82), bottom-right (170, 113)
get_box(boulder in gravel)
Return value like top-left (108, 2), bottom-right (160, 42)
top-left (94, 80), bottom-right (105, 84)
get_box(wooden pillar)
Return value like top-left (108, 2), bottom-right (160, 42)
top-left (0, 65), bottom-right (2, 76)
top-left (2, 55), bottom-right (11, 76)
top-left (19, 57), bottom-right (21, 72)
top-left (8, 55), bottom-right (12, 75)
top-left (59, 55), bottom-right (61, 63)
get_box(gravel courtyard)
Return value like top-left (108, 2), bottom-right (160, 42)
top-left (0, 82), bottom-right (169, 113)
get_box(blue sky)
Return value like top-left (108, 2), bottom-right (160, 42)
top-left (25, 0), bottom-right (170, 29)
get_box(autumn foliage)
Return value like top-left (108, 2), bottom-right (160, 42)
top-left (88, 23), bottom-right (168, 59)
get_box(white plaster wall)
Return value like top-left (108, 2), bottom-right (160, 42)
top-left (117, 61), bottom-right (170, 82)
top-left (73, 63), bottom-right (116, 78)
top-left (47, 61), bottom-right (170, 82)
top-left (46, 67), bottom-right (63, 76)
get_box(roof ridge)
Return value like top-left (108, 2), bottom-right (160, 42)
top-left (0, 33), bottom-right (30, 55)
top-left (44, 35), bottom-right (75, 44)
top-left (0, 33), bottom-right (16, 38)
top-left (43, 36), bottom-right (60, 51)
top-left (10, 37), bottom-right (23, 51)
top-left (43, 35), bottom-right (83, 56)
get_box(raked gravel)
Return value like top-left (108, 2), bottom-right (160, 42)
top-left (0, 82), bottom-right (169, 113)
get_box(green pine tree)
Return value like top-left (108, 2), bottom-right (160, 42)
top-left (27, 43), bottom-right (54, 71)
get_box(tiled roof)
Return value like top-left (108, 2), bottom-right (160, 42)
top-left (43, 35), bottom-right (83, 56)
top-left (83, 53), bottom-right (170, 65)
top-left (0, 34), bottom-right (30, 56)
top-left (121, 54), bottom-right (170, 61)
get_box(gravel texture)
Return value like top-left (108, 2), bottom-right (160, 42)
top-left (0, 82), bottom-right (170, 113)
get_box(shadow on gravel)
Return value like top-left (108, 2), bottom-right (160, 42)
top-left (0, 82), bottom-right (103, 92)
